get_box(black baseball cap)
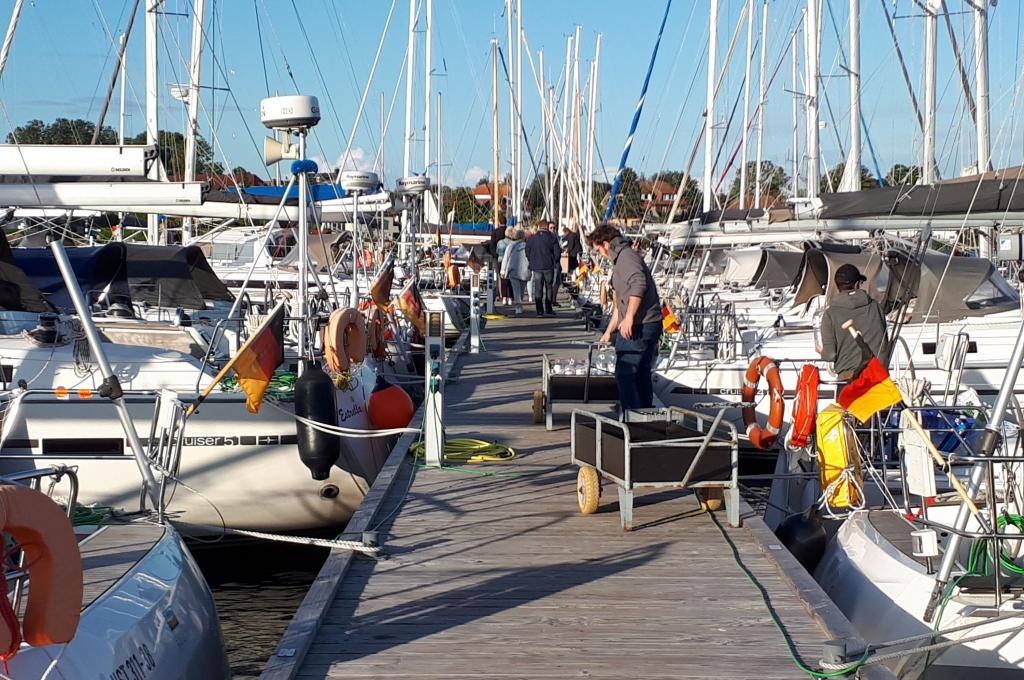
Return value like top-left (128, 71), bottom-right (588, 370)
top-left (834, 263), bottom-right (866, 286)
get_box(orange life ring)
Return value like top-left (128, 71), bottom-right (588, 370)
top-left (787, 364), bottom-right (820, 449)
top-left (741, 356), bottom-right (785, 450)
top-left (0, 484), bottom-right (83, 656)
top-left (325, 308), bottom-right (368, 373)
top-left (365, 306), bottom-right (387, 360)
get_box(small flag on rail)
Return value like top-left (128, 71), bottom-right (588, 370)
top-left (186, 298), bottom-right (286, 418)
top-left (395, 279), bottom-right (426, 335)
top-left (662, 303), bottom-right (680, 334)
top-left (836, 322), bottom-right (902, 423)
top-left (369, 255), bottom-right (395, 308)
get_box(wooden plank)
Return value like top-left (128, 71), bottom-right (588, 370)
top-left (270, 315), bottom-right (895, 680)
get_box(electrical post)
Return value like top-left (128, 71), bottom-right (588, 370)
top-left (423, 310), bottom-right (446, 467)
top-left (470, 271), bottom-right (482, 354)
top-left (485, 266), bottom-right (495, 314)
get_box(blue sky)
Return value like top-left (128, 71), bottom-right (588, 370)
top-left (1, 0), bottom-right (1023, 190)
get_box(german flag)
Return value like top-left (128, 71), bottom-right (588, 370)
top-left (662, 303), bottom-right (680, 333)
top-left (837, 322), bottom-right (902, 423)
top-left (188, 299), bottom-right (286, 417)
top-left (395, 279), bottom-right (426, 335)
top-left (369, 255), bottom-right (395, 308)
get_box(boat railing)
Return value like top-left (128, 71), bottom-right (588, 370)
top-left (0, 465), bottom-right (79, 616)
top-left (877, 402), bottom-right (1024, 606)
top-left (664, 298), bottom-right (741, 364)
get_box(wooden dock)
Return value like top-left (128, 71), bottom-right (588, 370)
top-left (263, 313), bottom-right (894, 679)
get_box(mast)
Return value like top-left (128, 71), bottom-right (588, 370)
top-left (437, 91), bottom-right (443, 226)
top-left (702, 0), bottom-right (718, 214)
top-left (974, 0), bottom-right (991, 173)
top-left (922, 0), bottom-right (939, 185)
top-left (559, 34), bottom-right (572, 227)
top-left (118, 33), bottom-right (128, 146)
top-left (586, 36), bottom-right (601, 225)
top-left (739, 0), bottom-right (753, 209)
top-left (804, 0), bottom-right (819, 199)
top-left (840, 0), bottom-right (861, 191)
top-left (791, 26), bottom-right (800, 198)
top-left (539, 49), bottom-right (549, 219)
top-left (516, 0), bottom-right (524, 222)
top-left (183, 0), bottom-right (206, 243)
top-left (145, 0), bottom-right (161, 244)
top-left (754, 1), bottom-right (767, 208)
top-left (492, 39), bottom-right (501, 229)
top-left (402, 0), bottom-right (416, 177)
top-left (0, 0), bottom-right (24, 81)
top-left (506, 0), bottom-right (516, 225)
top-left (570, 26), bottom-right (581, 226)
top-left (423, 0), bottom-right (432, 187)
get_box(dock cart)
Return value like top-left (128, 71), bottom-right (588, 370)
top-left (532, 341), bottom-right (619, 430)
top-left (571, 407), bottom-right (741, 530)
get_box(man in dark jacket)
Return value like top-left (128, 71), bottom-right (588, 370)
top-left (525, 224), bottom-right (561, 316)
top-left (591, 224), bottom-right (661, 410)
top-left (562, 226), bottom-right (583, 273)
top-left (487, 221), bottom-right (507, 265)
top-left (819, 264), bottom-right (889, 380)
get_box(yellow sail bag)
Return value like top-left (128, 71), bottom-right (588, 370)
top-left (815, 404), bottom-right (863, 509)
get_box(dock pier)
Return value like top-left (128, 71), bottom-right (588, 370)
top-left (262, 315), bottom-right (894, 679)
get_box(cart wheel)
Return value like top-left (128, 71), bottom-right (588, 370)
top-left (697, 487), bottom-right (723, 512)
top-left (577, 466), bottom-right (601, 514)
top-left (532, 390), bottom-right (545, 424)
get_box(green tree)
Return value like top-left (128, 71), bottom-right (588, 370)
top-left (885, 164), bottom-right (922, 187)
top-left (126, 129), bottom-right (223, 177)
top-left (524, 175), bottom-right (545, 215)
top-left (448, 187), bottom-right (490, 224)
top-left (7, 118), bottom-right (118, 145)
top-left (725, 161), bottom-right (788, 204)
top-left (611, 167), bottom-right (643, 219)
top-left (820, 163), bottom-right (879, 193)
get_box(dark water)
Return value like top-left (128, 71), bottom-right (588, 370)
top-left (191, 541), bottom-right (329, 678)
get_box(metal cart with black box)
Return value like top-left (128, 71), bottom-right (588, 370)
top-left (570, 407), bottom-right (740, 530)
top-left (532, 342), bottom-right (619, 430)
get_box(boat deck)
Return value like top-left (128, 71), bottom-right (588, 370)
top-left (264, 313), bottom-right (894, 679)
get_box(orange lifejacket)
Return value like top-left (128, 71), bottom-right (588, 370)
top-left (0, 485), bottom-right (83, 657)
top-left (741, 356), bottom-right (785, 450)
top-left (788, 364), bottom-right (820, 449)
top-left (444, 251), bottom-right (461, 289)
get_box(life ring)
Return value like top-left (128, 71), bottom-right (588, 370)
top-left (325, 308), bottom-right (367, 373)
top-left (365, 306), bottom-right (387, 360)
top-left (741, 356), bottom-right (785, 449)
top-left (787, 364), bottom-right (820, 449)
top-left (0, 484), bottom-right (83, 656)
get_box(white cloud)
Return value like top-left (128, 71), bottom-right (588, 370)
top-left (462, 165), bottom-right (488, 186)
top-left (335, 147), bottom-right (375, 172)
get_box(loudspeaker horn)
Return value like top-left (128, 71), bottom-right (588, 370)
top-left (263, 136), bottom-right (296, 166)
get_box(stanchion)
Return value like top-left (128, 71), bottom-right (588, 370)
top-left (470, 272), bottom-right (482, 354)
top-left (485, 266), bottom-right (495, 314)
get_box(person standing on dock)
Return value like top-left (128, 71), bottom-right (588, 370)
top-left (525, 223), bottom-right (561, 316)
top-left (501, 228), bottom-right (530, 316)
top-left (562, 226), bottom-right (583, 275)
top-left (591, 224), bottom-right (662, 410)
top-left (818, 264), bottom-right (889, 381)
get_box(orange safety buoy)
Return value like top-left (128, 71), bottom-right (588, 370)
top-left (741, 356), bottom-right (785, 449)
top-left (365, 306), bottom-right (387, 360)
top-left (325, 308), bottom-right (368, 373)
top-left (0, 484), bottom-right (83, 657)
top-left (787, 364), bottom-right (820, 449)
top-left (367, 376), bottom-right (415, 429)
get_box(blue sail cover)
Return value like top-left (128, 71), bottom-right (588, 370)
top-left (241, 183), bottom-right (348, 202)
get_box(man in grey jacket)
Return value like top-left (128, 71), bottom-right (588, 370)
top-left (591, 224), bottom-right (662, 409)
top-left (819, 264), bottom-right (889, 380)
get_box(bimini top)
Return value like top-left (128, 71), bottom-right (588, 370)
top-left (126, 244), bottom-right (233, 309)
top-left (792, 247), bottom-right (885, 308)
top-left (14, 242), bottom-right (133, 315)
top-left (885, 250), bottom-right (1019, 321)
top-left (0, 230), bottom-right (51, 313)
top-left (720, 247), bottom-right (803, 289)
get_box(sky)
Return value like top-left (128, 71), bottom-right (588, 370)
top-left (2, 0), bottom-right (1024, 193)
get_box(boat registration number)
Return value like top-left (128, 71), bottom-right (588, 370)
top-left (109, 642), bottom-right (156, 680)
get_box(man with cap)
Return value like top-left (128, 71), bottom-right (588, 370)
top-left (819, 263), bottom-right (889, 380)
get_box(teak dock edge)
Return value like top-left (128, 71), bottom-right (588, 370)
top-left (262, 316), bottom-right (896, 680)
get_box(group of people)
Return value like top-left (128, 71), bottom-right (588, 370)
top-left (492, 221), bottom-right (582, 317)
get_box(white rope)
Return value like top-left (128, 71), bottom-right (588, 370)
top-left (817, 465), bottom-right (866, 520)
top-left (264, 398), bottom-right (419, 438)
top-left (172, 521), bottom-right (381, 556)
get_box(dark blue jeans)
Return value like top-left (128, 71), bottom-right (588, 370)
top-left (614, 321), bottom-right (662, 410)
top-left (531, 269), bottom-right (555, 311)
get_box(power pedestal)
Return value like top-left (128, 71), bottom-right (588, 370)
top-left (423, 310), bottom-right (446, 467)
top-left (470, 272), bottom-right (482, 354)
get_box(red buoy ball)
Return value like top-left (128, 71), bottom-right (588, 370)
top-left (367, 376), bottom-right (414, 429)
